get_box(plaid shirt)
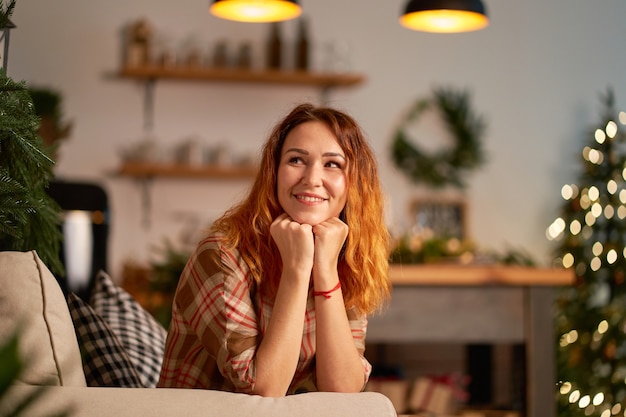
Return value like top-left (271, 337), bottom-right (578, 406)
top-left (157, 233), bottom-right (372, 394)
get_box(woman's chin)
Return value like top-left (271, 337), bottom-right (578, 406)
top-left (289, 214), bottom-right (323, 226)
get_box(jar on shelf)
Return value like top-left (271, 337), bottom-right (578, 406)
top-left (125, 18), bottom-right (153, 67)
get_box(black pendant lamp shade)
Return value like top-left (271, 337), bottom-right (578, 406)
top-left (210, 0), bottom-right (301, 23)
top-left (400, 0), bottom-right (489, 33)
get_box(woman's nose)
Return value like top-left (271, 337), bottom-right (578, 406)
top-left (302, 164), bottom-right (322, 186)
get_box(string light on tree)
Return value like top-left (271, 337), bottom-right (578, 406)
top-left (548, 89), bottom-right (626, 417)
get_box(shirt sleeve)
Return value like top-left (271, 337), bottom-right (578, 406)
top-left (176, 237), bottom-right (260, 392)
top-left (347, 307), bottom-right (373, 386)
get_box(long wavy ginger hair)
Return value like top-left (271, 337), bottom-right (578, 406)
top-left (211, 103), bottom-right (390, 315)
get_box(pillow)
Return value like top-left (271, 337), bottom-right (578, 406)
top-left (0, 250), bottom-right (86, 387)
top-left (90, 270), bottom-right (167, 388)
top-left (66, 292), bottom-right (143, 387)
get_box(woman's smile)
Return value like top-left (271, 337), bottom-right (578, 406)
top-left (294, 192), bottom-right (327, 204)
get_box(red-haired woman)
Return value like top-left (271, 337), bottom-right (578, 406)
top-left (158, 103), bottom-right (391, 397)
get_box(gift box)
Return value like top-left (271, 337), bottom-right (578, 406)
top-left (398, 413), bottom-right (457, 417)
top-left (459, 410), bottom-right (521, 417)
top-left (407, 377), bottom-right (456, 415)
top-left (366, 378), bottom-right (410, 413)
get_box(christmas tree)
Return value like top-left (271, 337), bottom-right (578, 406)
top-left (0, 2), bottom-right (68, 414)
top-left (547, 89), bottom-right (626, 417)
top-left (0, 67), bottom-right (63, 275)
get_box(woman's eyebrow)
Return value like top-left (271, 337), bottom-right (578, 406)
top-left (323, 152), bottom-right (346, 160)
top-left (284, 148), bottom-right (346, 160)
top-left (284, 147), bottom-right (308, 155)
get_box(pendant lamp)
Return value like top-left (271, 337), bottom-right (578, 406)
top-left (210, 0), bottom-right (301, 23)
top-left (400, 0), bottom-right (488, 33)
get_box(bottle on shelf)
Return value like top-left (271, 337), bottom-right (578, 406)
top-left (267, 22), bottom-right (282, 70)
top-left (212, 40), bottom-right (229, 68)
top-left (295, 17), bottom-right (309, 72)
top-left (237, 42), bottom-right (252, 69)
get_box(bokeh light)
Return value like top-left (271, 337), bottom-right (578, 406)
top-left (606, 121), bottom-right (618, 138)
top-left (595, 128), bottom-right (606, 144)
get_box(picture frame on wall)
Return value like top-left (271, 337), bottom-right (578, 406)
top-left (409, 196), bottom-right (468, 240)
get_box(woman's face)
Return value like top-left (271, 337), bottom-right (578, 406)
top-left (276, 121), bottom-right (348, 226)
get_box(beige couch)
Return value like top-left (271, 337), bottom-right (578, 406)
top-left (0, 251), bottom-right (397, 417)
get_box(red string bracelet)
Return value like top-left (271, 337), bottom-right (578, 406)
top-left (313, 282), bottom-right (341, 299)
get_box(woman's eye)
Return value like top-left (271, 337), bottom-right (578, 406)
top-left (325, 160), bottom-right (342, 168)
top-left (288, 156), bottom-right (303, 164)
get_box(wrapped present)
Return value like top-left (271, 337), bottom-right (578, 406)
top-left (398, 413), bottom-right (458, 417)
top-left (366, 378), bottom-right (409, 414)
top-left (459, 410), bottom-right (521, 417)
top-left (408, 377), bottom-right (455, 415)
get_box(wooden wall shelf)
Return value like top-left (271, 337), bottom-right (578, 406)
top-left (117, 161), bottom-right (257, 179)
top-left (116, 65), bottom-right (365, 131)
top-left (388, 263), bottom-right (574, 286)
top-left (118, 66), bottom-right (365, 88)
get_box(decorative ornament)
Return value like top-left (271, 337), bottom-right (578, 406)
top-left (125, 18), bottom-right (153, 68)
top-left (391, 86), bottom-right (487, 188)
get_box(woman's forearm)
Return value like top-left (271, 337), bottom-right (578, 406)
top-left (314, 277), bottom-right (367, 392)
top-left (251, 270), bottom-right (310, 397)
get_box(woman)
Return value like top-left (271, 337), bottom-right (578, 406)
top-left (158, 103), bottom-right (390, 397)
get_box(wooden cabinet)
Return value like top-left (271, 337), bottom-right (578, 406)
top-left (368, 264), bottom-right (573, 417)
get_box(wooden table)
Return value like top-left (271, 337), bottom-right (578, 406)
top-left (366, 264), bottom-right (574, 417)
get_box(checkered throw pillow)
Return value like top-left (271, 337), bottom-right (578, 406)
top-left (90, 270), bottom-right (167, 388)
top-left (67, 292), bottom-right (143, 387)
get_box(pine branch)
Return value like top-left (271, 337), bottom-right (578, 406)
top-left (0, 0), bottom-right (16, 29)
top-left (0, 69), bottom-right (63, 275)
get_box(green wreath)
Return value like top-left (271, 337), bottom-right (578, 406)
top-left (391, 87), bottom-right (487, 188)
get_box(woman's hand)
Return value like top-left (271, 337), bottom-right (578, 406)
top-left (312, 217), bottom-right (348, 280)
top-left (270, 213), bottom-right (315, 278)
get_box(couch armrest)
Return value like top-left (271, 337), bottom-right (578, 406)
top-left (0, 251), bottom-right (86, 387)
top-left (3, 386), bottom-right (397, 417)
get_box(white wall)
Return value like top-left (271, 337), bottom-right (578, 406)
top-left (9, 0), bottom-right (626, 280)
